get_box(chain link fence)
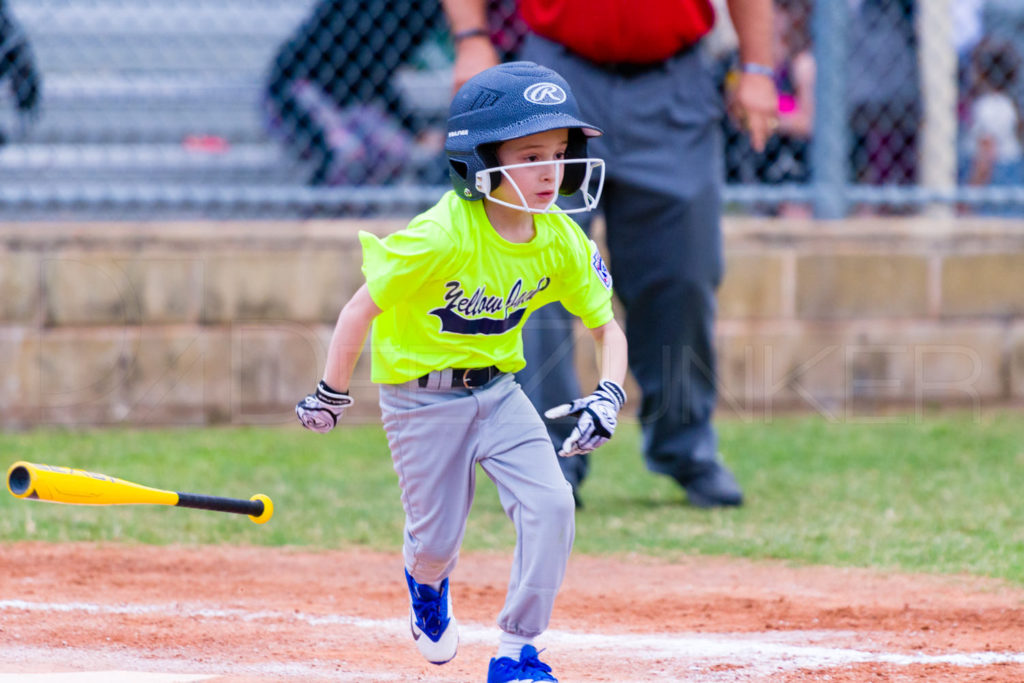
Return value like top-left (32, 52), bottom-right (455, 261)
top-left (0, 0), bottom-right (1021, 219)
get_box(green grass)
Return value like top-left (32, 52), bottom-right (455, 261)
top-left (2, 412), bottom-right (1023, 583)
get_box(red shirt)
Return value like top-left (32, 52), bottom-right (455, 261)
top-left (519, 0), bottom-right (716, 64)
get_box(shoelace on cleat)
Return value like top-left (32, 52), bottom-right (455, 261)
top-left (409, 582), bottom-right (448, 639)
top-left (495, 648), bottom-right (554, 680)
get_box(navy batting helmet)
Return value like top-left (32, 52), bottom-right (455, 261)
top-left (446, 61), bottom-right (603, 208)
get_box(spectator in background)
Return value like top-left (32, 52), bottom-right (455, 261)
top-left (443, 0), bottom-right (777, 509)
top-left (764, 0), bottom-right (814, 215)
top-left (264, 0), bottom-right (446, 186)
top-left (847, 0), bottom-right (920, 196)
top-left (0, 0), bottom-right (40, 145)
top-left (954, 0), bottom-right (986, 133)
top-left (953, 0), bottom-right (984, 60)
top-left (963, 39), bottom-right (1024, 216)
top-left (721, 0), bottom-right (814, 216)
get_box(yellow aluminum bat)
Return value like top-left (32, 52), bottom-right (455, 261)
top-left (6, 461), bottom-right (273, 524)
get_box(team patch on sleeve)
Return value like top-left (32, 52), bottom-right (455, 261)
top-left (591, 248), bottom-right (612, 289)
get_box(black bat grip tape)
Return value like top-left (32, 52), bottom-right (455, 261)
top-left (175, 492), bottom-right (264, 517)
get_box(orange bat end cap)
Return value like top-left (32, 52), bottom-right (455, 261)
top-left (249, 494), bottom-right (274, 524)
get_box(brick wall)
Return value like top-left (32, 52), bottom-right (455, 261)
top-left (715, 217), bottom-right (1024, 420)
top-left (1, 217), bottom-right (1022, 428)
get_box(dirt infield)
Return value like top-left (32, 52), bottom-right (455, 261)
top-left (2, 543), bottom-right (1024, 682)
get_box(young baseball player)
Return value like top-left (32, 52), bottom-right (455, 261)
top-left (296, 61), bottom-right (627, 682)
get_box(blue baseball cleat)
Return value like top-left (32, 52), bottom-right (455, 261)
top-left (487, 645), bottom-right (557, 682)
top-left (405, 569), bottom-right (458, 665)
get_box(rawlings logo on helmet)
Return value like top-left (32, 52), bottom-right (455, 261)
top-left (523, 82), bottom-right (567, 105)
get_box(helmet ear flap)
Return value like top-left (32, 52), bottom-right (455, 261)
top-left (449, 158), bottom-right (469, 181)
top-left (479, 143), bottom-right (503, 192)
top-left (559, 129), bottom-right (588, 195)
top-left (448, 156), bottom-right (480, 199)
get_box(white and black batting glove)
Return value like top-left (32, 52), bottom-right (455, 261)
top-left (544, 379), bottom-right (627, 457)
top-left (296, 380), bottom-right (354, 434)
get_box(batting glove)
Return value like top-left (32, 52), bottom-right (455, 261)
top-left (544, 379), bottom-right (626, 457)
top-left (296, 380), bottom-right (353, 434)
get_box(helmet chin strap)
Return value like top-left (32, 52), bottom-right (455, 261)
top-left (475, 159), bottom-right (605, 214)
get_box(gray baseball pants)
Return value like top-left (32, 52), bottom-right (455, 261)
top-left (379, 373), bottom-right (576, 638)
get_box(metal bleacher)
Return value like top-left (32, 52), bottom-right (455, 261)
top-left (0, 0), bottom-right (339, 218)
top-left (2, 1), bottom-right (1022, 219)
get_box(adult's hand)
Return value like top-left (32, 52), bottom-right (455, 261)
top-left (726, 0), bottom-right (779, 153)
top-left (732, 71), bottom-right (778, 153)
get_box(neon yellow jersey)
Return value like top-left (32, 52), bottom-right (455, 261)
top-left (360, 191), bottom-right (614, 384)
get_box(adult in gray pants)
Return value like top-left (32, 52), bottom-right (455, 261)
top-left (443, 0), bottom-right (778, 507)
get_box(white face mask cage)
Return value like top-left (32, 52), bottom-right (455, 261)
top-left (474, 158), bottom-right (605, 214)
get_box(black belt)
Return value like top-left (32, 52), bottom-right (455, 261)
top-left (587, 43), bottom-right (697, 77)
top-left (417, 366), bottom-right (503, 389)
top-left (594, 59), bottom-right (669, 77)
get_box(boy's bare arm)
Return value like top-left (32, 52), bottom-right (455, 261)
top-left (296, 284), bottom-right (381, 434)
top-left (589, 319), bottom-right (628, 388)
top-left (322, 284), bottom-right (383, 392)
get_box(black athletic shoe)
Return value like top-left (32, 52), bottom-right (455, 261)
top-left (675, 460), bottom-right (743, 508)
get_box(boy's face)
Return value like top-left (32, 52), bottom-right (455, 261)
top-left (491, 128), bottom-right (568, 212)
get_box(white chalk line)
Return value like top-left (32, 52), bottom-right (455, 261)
top-left (2, 598), bottom-right (1024, 679)
top-left (0, 673), bottom-right (212, 683)
top-left (0, 645), bottom-right (405, 682)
